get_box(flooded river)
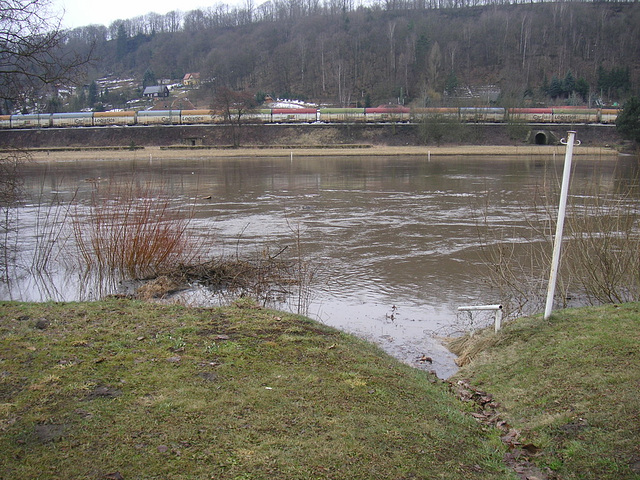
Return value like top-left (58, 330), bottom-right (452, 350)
top-left (2, 151), bottom-right (635, 377)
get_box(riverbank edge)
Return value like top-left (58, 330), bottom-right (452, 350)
top-left (18, 144), bottom-right (621, 161)
top-left (1, 299), bottom-right (637, 479)
top-left (0, 298), bottom-right (512, 479)
top-left (449, 302), bottom-right (640, 480)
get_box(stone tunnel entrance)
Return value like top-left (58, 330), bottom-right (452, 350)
top-left (527, 130), bottom-right (557, 145)
top-left (534, 131), bottom-right (547, 144)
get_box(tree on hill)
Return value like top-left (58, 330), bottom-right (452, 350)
top-left (548, 77), bottom-right (563, 99)
top-left (616, 97), bottom-right (640, 146)
top-left (563, 71), bottom-right (576, 98)
top-left (88, 81), bottom-right (99, 106)
top-left (142, 68), bottom-right (157, 88)
top-left (598, 66), bottom-right (631, 102)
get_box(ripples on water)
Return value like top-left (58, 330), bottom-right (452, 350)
top-left (3, 153), bottom-right (634, 378)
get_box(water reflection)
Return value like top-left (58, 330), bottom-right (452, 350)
top-left (4, 153), bottom-right (636, 378)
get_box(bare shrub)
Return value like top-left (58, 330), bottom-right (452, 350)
top-left (72, 179), bottom-right (200, 281)
top-left (566, 186), bottom-right (640, 304)
top-left (31, 186), bottom-right (75, 275)
top-left (285, 217), bottom-right (319, 316)
top-left (71, 178), bottom-right (317, 310)
top-left (477, 184), bottom-right (556, 318)
top-left (479, 168), bottom-right (640, 319)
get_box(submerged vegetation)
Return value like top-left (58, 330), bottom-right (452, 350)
top-left (72, 180), bottom-right (199, 281)
top-left (478, 164), bottom-right (640, 320)
top-left (66, 178), bottom-right (314, 309)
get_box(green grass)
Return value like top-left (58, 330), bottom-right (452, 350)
top-left (0, 299), bottom-right (512, 479)
top-left (451, 302), bottom-right (640, 480)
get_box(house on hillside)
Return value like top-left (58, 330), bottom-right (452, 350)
top-left (183, 72), bottom-right (201, 87)
top-left (143, 86), bottom-right (170, 98)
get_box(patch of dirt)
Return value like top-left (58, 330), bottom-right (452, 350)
top-left (451, 379), bottom-right (549, 480)
top-left (85, 385), bottom-right (123, 400)
top-left (34, 318), bottom-right (50, 330)
top-left (103, 472), bottom-right (125, 480)
top-left (34, 423), bottom-right (67, 443)
top-left (135, 275), bottom-right (183, 300)
top-left (197, 372), bottom-right (218, 382)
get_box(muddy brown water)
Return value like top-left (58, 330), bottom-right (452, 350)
top-left (3, 152), bottom-right (636, 377)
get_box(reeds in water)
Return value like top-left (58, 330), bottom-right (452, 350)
top-left (72, 178), bottom-right (318, 310)
top-left (72, 180), bottom-right (199, 281)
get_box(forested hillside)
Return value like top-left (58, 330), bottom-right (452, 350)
top-left (61, 0), bottom-right (640, 109)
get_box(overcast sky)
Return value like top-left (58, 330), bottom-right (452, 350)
top-left (52, 0), bottom-right (224, 29)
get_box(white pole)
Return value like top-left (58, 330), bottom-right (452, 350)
top-left (457, 305), bottom-right (503, 332)
top-left (494, 308), bottom-right (503, 333)
top-left (544, 131), bottom-right (579, 320)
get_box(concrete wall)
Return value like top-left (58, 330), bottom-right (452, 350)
top-left (0, 123), bottom-right (622, 149)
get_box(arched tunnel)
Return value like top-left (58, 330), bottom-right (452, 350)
top-left (528, 130), bottom-right (557, 145)
top-left (534, 131), bottom-right (548, 144)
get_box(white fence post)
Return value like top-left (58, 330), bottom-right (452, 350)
top-left (457, 304), bottom-right (504, 333)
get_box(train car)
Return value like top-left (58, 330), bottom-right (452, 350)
top-left (318, 108), bottom-right (366, 123)
top-left (459, 107), bottom-right (505, 122)
top-left (600, 109), bottom-right (619, 124)
top-left (271, 108), bottom-right (317, 123)
top-left (552, 107), bottom-right (598, 124)
top-left (229, 108), bottom-right (271, 123)
top-left (256, 109), bottom-right (274, 123)
top-left (52, 112), bottom-right (93, 127)
top-left (93, 111), bottom-right (136, 126)
top-left (411, 107), bottom-right (459, 121)
top-left (364, 106), bottom-right (411, 122)
top-left (180, 110), bottom-right (217, 124)
top-left (10, 113), bottom-right (52, 128)
top-left (507, 108), bottom-right (553, 123)
top-left (2, 105), bottom-right (617, 131)
top-left (137, 110), bottom-right (181, 125)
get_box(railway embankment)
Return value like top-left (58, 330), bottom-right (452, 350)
top-left (0, 122), bottom-right (623, 150)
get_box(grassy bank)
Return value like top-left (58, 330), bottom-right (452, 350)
top-left (2, 300), bottom-right (638, 479)
top-left (0, 299), bottom-right (511, 479)
top-left (450, 302), bottom-right (640, 480)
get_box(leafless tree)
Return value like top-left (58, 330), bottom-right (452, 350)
top-left (0, 0), bottom-right (89, 107)
top-left (0, 0), bottom-right (90, 280)
top-left (212, 87), bottom-right (257, 147)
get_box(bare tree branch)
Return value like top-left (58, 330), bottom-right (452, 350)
top-left (0, 0), bottom-right (91, 108)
